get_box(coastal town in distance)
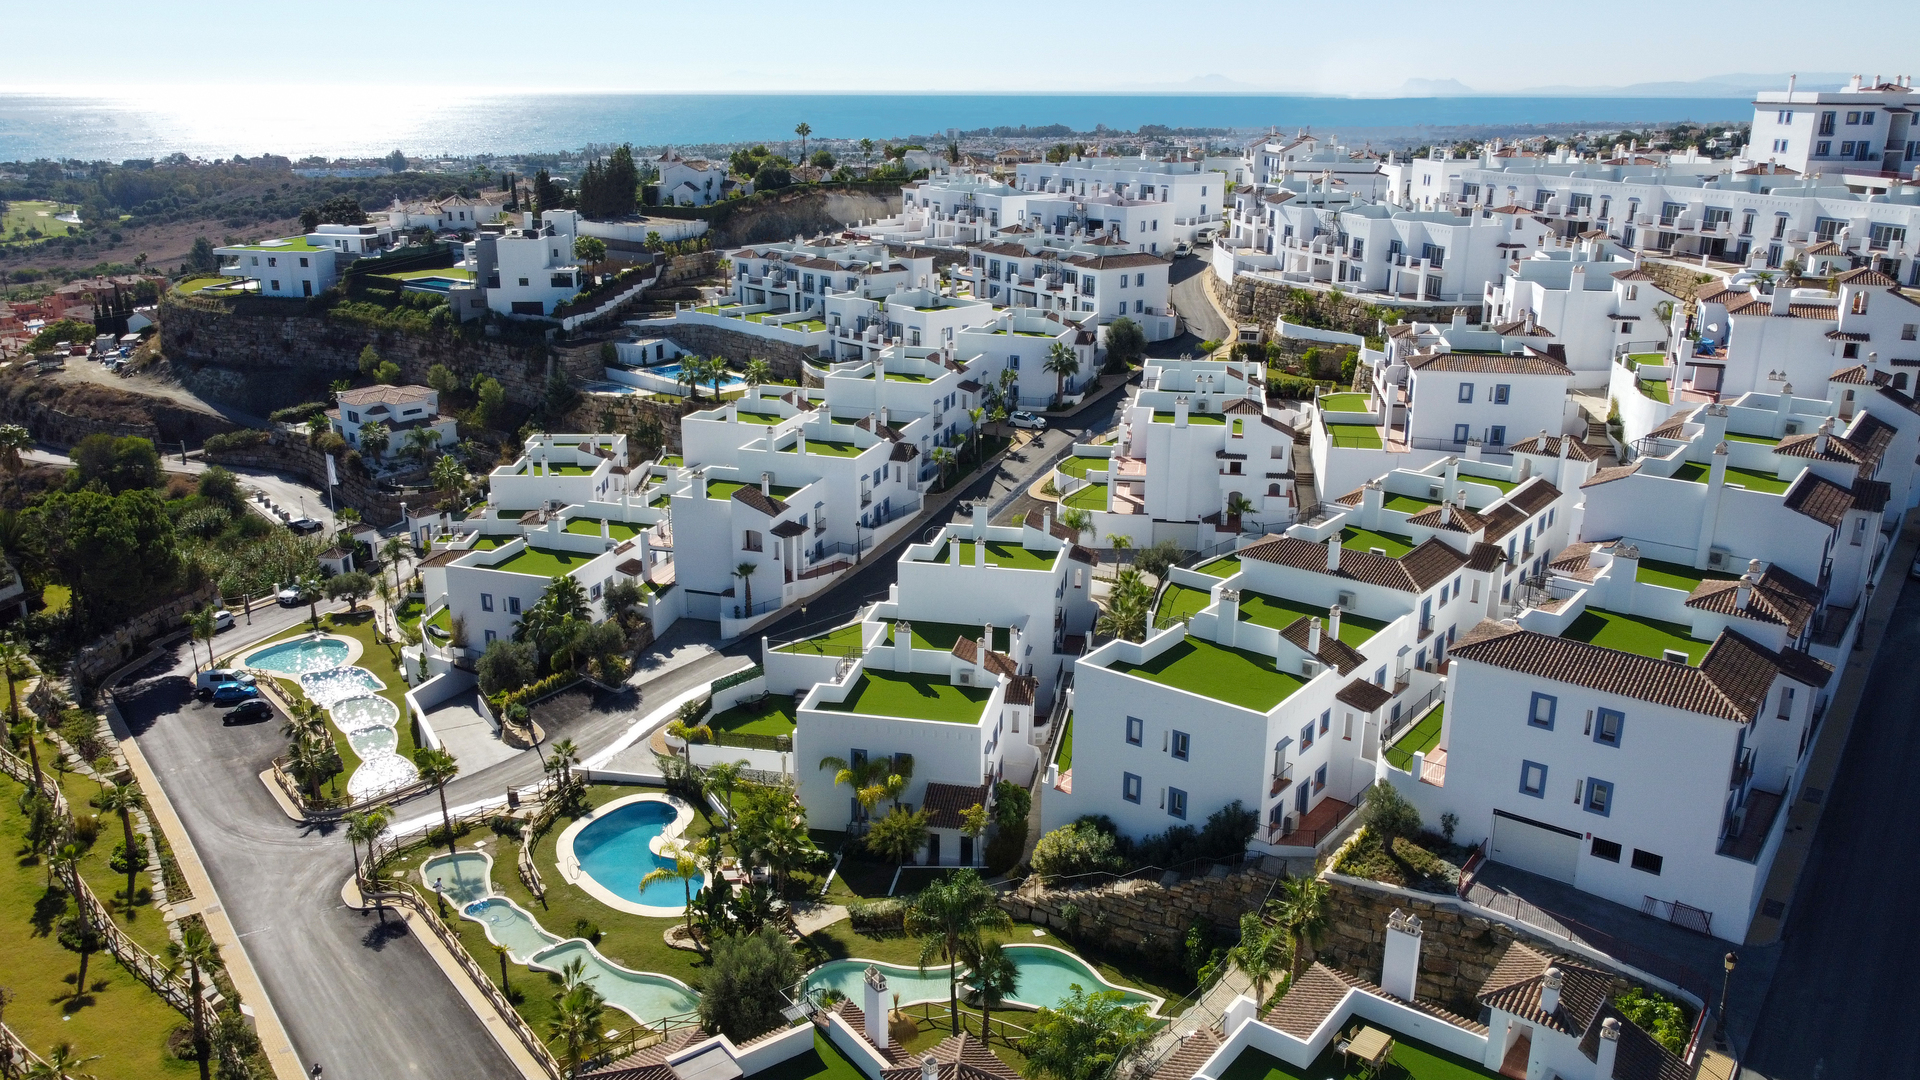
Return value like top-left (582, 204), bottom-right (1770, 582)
top-left (0, 43), bottom-right (1915, 1080)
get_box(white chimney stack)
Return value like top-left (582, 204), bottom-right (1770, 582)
top-left (1538, 967), bottom-right (1564, 1015)
top-left (921, 1056), bottom-right (939, 1080)
top-left (864, 966), bottom-right (891, 1049)
top-left (895, 620), bottom-right (913, 672)
top-left (1596, 1017), bottom-right (1622, 1078)
top-left (1326, 535), bottom-right (1341, 572)
top-left (1329, 605), bottom-right (1343, 641)
top-left (1307, 617), bottom-right (1322, 654)
top-left (1381, 910), bottom-right (1422, 1000)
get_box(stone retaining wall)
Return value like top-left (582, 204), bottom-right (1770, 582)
top-left (1002, 864), bottom-right (1281, 964)
top-left (651, 322), bottom-right (815, 382)
top-left (72, 584), bottom-right (219, 695)
top-left (205, 431), bottom-right (412, 525)
top-left (0, 369), bottom-right (239, 448)
top-left (1226, 276), bottom-right (1479, 339)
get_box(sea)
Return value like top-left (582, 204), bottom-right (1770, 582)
top-left (0, 92), bottom-right (1752, 163)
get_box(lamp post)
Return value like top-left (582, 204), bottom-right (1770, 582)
top-left (1716, 951), bottom-right (1738, 1045)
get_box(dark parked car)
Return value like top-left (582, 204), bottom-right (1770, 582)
top-left (288, 517), bottom-right (323, 535)
top-left (210, 682), bottom-right (261, 706)
top-left (224, 699), bottom-right (272, 725)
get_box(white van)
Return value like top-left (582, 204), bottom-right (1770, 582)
top-left (195, 668), bottom-right (257, 693)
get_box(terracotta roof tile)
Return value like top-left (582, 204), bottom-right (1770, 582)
top-left (1504, 477), bottom-right (1563, 517)
top-left (1407, 351), bottom-right (1571, 376)
top-left (1835, 266), bottom-right (1898, 286)
top-left (1466, 542), bottom-right (1507, 571)
top-left (1685, 566), bottom-right (1819, 635)
top-left (1406, 502), bottom-right (1486, 534)
top-left (1151, 1027), bottom-right (1222, 1080)
top-left (1508, 434), bottom-right (1603, 461)
top-left (1277, 616), bottom-right (1367, 675)
top-left (731, 486), bottom-right (790, 517)
top-left (1238, 535), bottom-right (1465, 593)
top-left (921, 782), bottom-right (992, 831)
top-left (1576, 1004), bottom-right (1696, 1080)
top-left (1782, 471), bottom-right (1854, 526)
top-left (1581, 462), bottom-right (1643, 487)
top-left (1336, 678), bottom-right (1393, 711)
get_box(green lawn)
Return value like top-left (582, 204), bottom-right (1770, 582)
top-left (50, 771), bottom-right (174, 958)
top-left (786, 319), bottom-right (828, 333)
top-left (395, 596), bottom-right (426, 632)
top-left (2, 200), bottom-right (82, 244)
top-left (1320, 393), bottom-right (1371, 412)
top-left (490, 545), bottom-right (600, 578)
top-left (1458, 473), bottom-right (1519, 494)
top-left (1628, 352), bottom-right (1665, 366)
top-left (563, 519), bottom-right (641, 541)
top-left (820, 671), bottom-right (992, 724)
top-left (1635, 558), bottom-right (1736, 593)
top-left (239, 610), bottom-right (423, 786)
top-left (1197, 554), bottom-right (1241, 578)
top-left (173, 276), bottom-right (229, 295)
top-left (427, 606), bottom-right (453, 638)
top-left (383, 267), bottom-right (475, 282)
top-left (1638, 379), bottom-right (1671, 403)
top-left (1064, 483), bottom-right (1109, 511)
top-left (924, 541), bottom-right (1058, 571)
top-left (876, 371), bottom-right (934, 383)
top-left (735, 409), bottom-right (787, 425)
top-left (708, 694), bottom-right (798, 738)
top-left (1151, 411), bottom-right (1227, 425)
top-left (1341, 527), bottom-right (1414, 558)
top-left (1154, 583), bottom-right (1215, 629)
top-left (1107, 636), bottom-right (1307, 712)
top-left (1384, 704), bottom-right (1445, 770)
top-left (0, 772), bottom-right (197, 1080)
top-left (1215, 1030), bottom-right (1498, 1080)
top-left (708, 479), bottom-right (802, 501)
top-left (1326, 423), bottom-right (1384, 449)
top-left (752, 1031), bottom-right (871, 1080)
top-left (782, 439), bottom-right (865, 458)
top-left (1238, 592), bottom-right (1387, 644)
top-left (1723, 431), bottom-right (1781, 445)
top-left (1054, 713), bottom-right (1074, 771)
top-left (1383, 494), bottom-right (1439, 515)
top-left (1563, 609), bottom-right (1711, 664)
top-left (1670, 461), bottom-right (1790, 494)
top-left (660, 456), bottom-right (684, 467)
top-left (775, 621), bottom-right (868, 655)
top-left (888, 621), bottom-right (1011, 653)
top-left (1057, 454), bottom-right (1107, 480)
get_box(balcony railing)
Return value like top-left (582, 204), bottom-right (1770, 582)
top-left (1269, 762), bottom-right (1294, 797)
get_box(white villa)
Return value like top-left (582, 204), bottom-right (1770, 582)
top-left (327, 384), bottom-right (458, 461)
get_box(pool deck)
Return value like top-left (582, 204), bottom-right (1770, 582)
top-left (239, 630), bottom-right (364, 671)
top-left (553, 792), bottom-right (707, 918)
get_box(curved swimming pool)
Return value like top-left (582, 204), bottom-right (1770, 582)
top-left (245, 637), bottom-right (350, 675)
top-left (571, 799), bottom-right (701, 908)
top-left (803, 945), bottom-right (1162, 1014)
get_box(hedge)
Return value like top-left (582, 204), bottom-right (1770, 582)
top-left (490, 671), bottom-right (583, 714)
top-left (204, 428), bottom-right (269, 454)
top-left (712, 665), bottom-right (764, 694)
top-left (846, 897), bottom-right (909, 934)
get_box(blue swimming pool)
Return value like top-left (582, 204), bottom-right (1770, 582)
top-left (802, 946), bottom-right (1161, 1013)
top-left (572, 800), bottom-right (701, 907)
top-left (245, 636), bottom-right (349, 675)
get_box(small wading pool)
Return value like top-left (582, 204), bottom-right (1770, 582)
top-left (300, 667), bottom-right (385, 708)
top-left (803, 947), bottom-right (1162, 1014)
top-left (245, 636), bottom-right (350, 674)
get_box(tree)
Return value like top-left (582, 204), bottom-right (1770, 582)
top-left (344, 803), bottom-right (392, 892)
top-left (546, 738), bottom-right (582, 787)
top-left (385, 149), bottom-right (408, 173)
top-left (413, 747), bottom-right (461, 856)
top-left (991, 781), bottom-right (1031, 834)
top-left (381, 536), bottom-right (412, 602)
top-left (548, 979), bottom-right (608, 1075)
top-left (95, 780), bottom-right (147, 907)
top-left (403, 426), bottom-right (444, 466)
top-left (865, 806), bottom-right (929, 865)
top-left (1274, 876), bottom-right (1330, 986)
top-left (1103, 317), bottom-right (1146, 371)
top-left (699, 925), bottom-right (802, 1040)
top-left (188, 236), bottom-right (218, 273)
top-left (734, 789), bottom-right (826, 893)
top-left (430, 454), bottom-right (466, 507)
top-left (54, 853), bottom-right (101, 1002)
top-left (325, 571), bottom-right (374, 613)
top-left (292, 573), bottom-right (324, 630)
top-left (185, 604), bottom-right (217, 672)
top-left (817, 753), bottom-right (902, 829)
top-left (1022, 987), bottom-right (1154, 1080)
top-left (31, 487), bottom-right (180, 632)
top-left (25, 1041), bottom-right (101, 1080)
top-left (166, 921), bottom-right (224, 1080)
top-left (67, 433), bottom-right (159, 494)
top-left (1224, 492), bottom-right (1256, 528)
top-left (1361, 782), bottom-right (1422, 844)
top-left (732, 561), bottom-right (758, 617)
top-left (860, 138), bottom-right (874, 160)
top-left (929, 446), bottom-right (955, 489)
top-left (1059, 508), bottom-right (1092, 538)
top-left (1135, 539), bottom-right (1181, 583)
top-left (908, 869), bottom-right (1011, 1034)
top-left (1095, 569), bottom-right (1153, 643)
top-left (602, 579), bottom-right (645, 629)
top-left (427, 363), bottom-right (459, 396)
top-left (470, 375), bottom-right (506, 430)
top-left (811, 149), bottom-right (835, 169)
top-left (358, 420), bottom-right (391, 459)
top-left (0, 424), bottom-right (31, 475)
top-left (674, 356), bottom-right (704, 400)
top-left (573, 236), bottom-right (606, 271)
top-left (1043, 342), bottom-right (1081, 408)
top-left (793, 122), bottom-right (812, 162)
top-left (0, 635), bottom-right (38, 785)
top-left (961, 937), bottom-right (1019, 1042)
top-left (742, 358), bottom-right (772, 388)
top-left (1030, 820), bottom-right (1121, 878)
top-left (639, 850), bottom-right (704, 942)
top-left (702, 760), bottom-right (748, 823)
top-left (1228, 910), bottom-right (1283, 1005)
top-left (477, 638), bottom-right (539, 696)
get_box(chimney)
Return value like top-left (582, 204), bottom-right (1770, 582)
top-left (637, 528), bottom-right (652, 584)
top-left (1444, 456), bottom-right (1460, 502)
top-left (895, 620), bottom-right (913, 671)
top-left (1440, 503), bottom-right (1452, 526)
top-left (951, 537), bottom-right (963, 566)
top-left (798, 430), bottom-right (809, 455)
top-left (975, 537), bottom-right (987, 567)
top-left (1174, 395), bottom-right (1191, 427)
top-left (761, 472), bottom-right (772, 497)
top-left (921, 1056), bottom-right (939, 1080)
top-left (1216, 588), bottom-right (1241, 646)
top-left (1307, 616), bottom-right (1322, 654)
top-left (1771, 283), bottom-right (1790, 315)
top-left (1326, 535), bottom-right (1342, 572)
top-left (1381, 910), bottom-right (1422, 1000)
top-left (1814, 416), bottom-right (1833, 455)
top-left (1596, 1017), bottom-right (1622, 1079)
top-left (1736, 572), bottom-right (1755, 612)
top-left (1363, 480), bottom-right (1385, 516)
top-left (880, 406), bottom-right (890, 430)
top-left (1709, 441), bottom-right (1730, 490)
top-left (1043, 508), bottom-right (1053, 535)
top-left (1538, 967), bottom-right (1564, 1015)
top-left (864, 965), bottom-right (891, 1049)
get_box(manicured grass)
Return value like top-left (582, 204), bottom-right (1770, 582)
top-left (536, 463), bottom-right (597, 476)
top-left (472, 535), bottom-right (513, 550)
top-left (1154, 583), bottom-right (1215, 629)
top-left (1151, 411), bottom-right (1227, 425)
top-left (753, 1031), bottom-right (871, 1080)
top-left (1107, 636), bottom-right (1308, 712)
top-left (1326, 422), bottom-right (1384, 449)
top-left (787, 319), bottom-right (828, 332)
top-left (1563, 608), bottom-right (1711, 664)
top-left (490, 545), bottom-right (599, 578)
top-left (781, 439), bottom-right (865, 458)
top-left (1064, 483), bottom-right (1108, 510)
top-left (650, 493), bottom-right (673, 508)
top-left (0, 771), bottom-right (195, 1080)
top-left (1057, 454), bottom-right (1106, 480)
top-left (563, 519), bottom-right (641, 541)
top-left (1723, 431), bottom-right (1781, 445)
top-left (820, 671), bottom-right (992, 724)
top-left (1458, 473), bottom-right (1519, 494)
top-left (2, 200), bottom-right (83, 245)
top-left (707, 479), bottom-right (802, 501)
top-left (660, 456), bottom-right (684, 467)
top-left (1215, 1037), bottom-right (1499, 1080)
top-left (1638, 378), bottom-right (1671, 403)
top-left (881, 371), bottom-right (934, 383)
top-left (384, 266), bottom-right (475, 281)
top-left (1635, 558), bottom-right (1736, 593)
top-left (427, 606), bottom-right (453, 638)
top-left (395, 596), bottom-right (426, 632)
top-left (1054, 713), bottom-right (1073, 770)
top-left (775, 621), bottom-right (868, 655)
top-left (1383, 494), bottom-right (1439, 515)
top-left (51, 770), bottom-right (174, 958)
top-left (173, 276), bottom-right (229, 295)
top-left (1197, 554), bottom-right (1241, 578)
top-left (925, 541), bottom-right (1058, 571)
top-left (735, 409), bottom-right (786, 425)
top-left (1320, 393), bottom-right (1371, 412)
top-left (1628, 352), bottom-right (1665, 365)
top-left (1670, 461), bottom-right (1790, 494)
top-left (708, 694), bottom-right (798, 737)
top-left (1341, 527), bottom-right (1414, 558)
top-left (888, 621), bottom-right (1011, 653)
top-left (1384, 704), bottom-right (1444, 771)
top-left (1238, 592), bottom-right (1387, 644)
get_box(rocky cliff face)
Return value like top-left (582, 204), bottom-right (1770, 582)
top-left (711, 190), bottom-right (901, 247)
top-left (0, 368), bottom-right (238, 448)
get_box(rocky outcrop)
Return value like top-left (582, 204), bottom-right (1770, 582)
top-left (647, 323), bottom-right (815, 380)
top-left (0, 369), bottom-right (238, 448)
top-left (710, 190), bottom-right (900, 247)
top-left (1226, 276), bottom-right (1480, 338)
top-left (1003, 863), bottom-right (1282, 964)
top-left (204, 430), bottom-right (411, 525)
top-left (561, 393), bottom-right (696, 456)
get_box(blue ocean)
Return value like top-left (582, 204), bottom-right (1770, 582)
top-left (0, 92), bottom-right (1750, 162)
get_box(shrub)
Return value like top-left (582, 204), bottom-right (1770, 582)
top-left (992, 780), bottom-right (1031, 833)
top-left (493, 670), bottom-right (581, 714)
top-left (698, 926), bottom-right (803, 1040)
top-left (571, 917), bottom-right (603, 944)
top-left (476, 638), bottom-right (539, 697)
top-left (846, 897), bottom-right (909, 934)
top-left (110, 839), bottom-right (150, 875)
top-left (270, 402), bottom-right (330, 424)
top-left (203, 428), bottom-right (269, 454)
top-left (1362, 782), bottom-right (1423, 841)
top-left (1614, 987), bottom-right (1690, 1055)
top-left (71, 812), bottom-right (101, 846)
top-left (1031, 820), bottom-right (1122, 878)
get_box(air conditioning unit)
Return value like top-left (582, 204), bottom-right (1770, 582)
top-left (1706, 547), bottom-right (1733, 570)
top-left (1338, 591), bottom-right (1357, 608)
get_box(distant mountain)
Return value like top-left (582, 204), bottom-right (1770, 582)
top-left (1396, 78), bottom-right (1477, 97)
top-left (1516, 73), bottom-right (1853, 98)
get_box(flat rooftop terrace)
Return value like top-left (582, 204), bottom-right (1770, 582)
top-left (817, 670), bottom-right (993, 724)
top-left (1105, 635), bottom-right (1308, 712)
top-left (1562, 607), bottom-right (1711, 664)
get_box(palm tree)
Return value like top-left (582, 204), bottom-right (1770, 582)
top-left (290, 734), bottom-right (338, 802)
top-left (25, 1041), bottom-right (101, 1080)
top-left (413, 748), bottom-right (461, 856)
top-left (53, 844), bottom-right (100, 998)
top-left (732, 561), bottom-right (759, 618)
top-left (359, 420), bottom-right (391, 459)
top-left (403, 426), bottom-right (444, 467)
top-left (674, 358), bottom-right (703, 400)
top-left (816, 754), bottom-right (894, 828)
top-left (2, 635), bottom-right (42, 785)
top-left (94, 780), bottom-right (146, 908)
top-left (1276, 877), bottom-right (1330, 986)
top-left (381, 535), bottom-right (412, 599)
top-left (547, 738), bottom-right (581, 786)
top-left (702, 760), bottom-right (748, 823)
top-left (1225, 492), bottom-right (1256, 531)
top-left (794, 122), bottom-right (812, 162)
top-left (929, 446), bottom-right (955, 488)
top-left (293, 574), bottom-right (324, 630)
top-left (743, 358), bottom-right (772, 388)
top-left (430, 453), bottom-right (466, 509)
top-left (966, 406), bottom-right (985, 458)
top-left (639, 850), bottom-right (704, 942)
top-left (1043, 342), bottom-right (1080, 409)
top-left (1096, 569), bottom-right (1153, 643)
top-left (1228, 910), bottom-right (1282, 1006)
top-left (961, 937), bottom-right (1019, 1042)
top-left (1059, 508), bottom-right (1092, 538)
top-left (548, 981), bottom-right (608, 1075)
top-left (374, 577), bottom-right (395, 635)
top-left (166, 921), bottom-right (224, 1080)
top-left (344, 804), bottom-right (393, 890)
top-left (907, 869), bottom-right (1011, 1034)
top-left (189, 605), bottom-right (221, 671)
top-left (0, 423), bottom-right (32, 476)
top-left (706, 358), bottom-right (731, 401)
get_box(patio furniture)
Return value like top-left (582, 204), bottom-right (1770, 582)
top-left (1345, 1026), bottom-right (1393, 1076)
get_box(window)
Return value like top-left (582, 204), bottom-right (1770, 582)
top-left (1594, 708), bottom-right (1623, 746)
top-left (1519, 760), bottom-right (1548, 797)
top-left (1123, 773), bottom-right (1142, 803)
top-left (1453, 423), bottom-right (1471, 444)
top-left (1903, 324), bottom-right (1918, 342)
top-left (1315, 709), bottom-right (1329, 735)
top-left (1458, 383), bottom-right (1475, 403)
top-left (484, 629), bottom-right (496, 643)
top-left (1489, 426), bottom-right (1506, 446)
top-left (1167, 787), bottom-right (1188, 820)
top-left (1492, 384), bottom-right (1510, 404)
top-left (1631, 848), bottom-right (1664, 875)
top-left (1841, 141), bottom-right (1857, 158)
top-left (1171, 731), bottom-right (1190, 761)
top-left (1816, 141), bottom-right (1831, 157)
top-left (507, 596), bottom-right (521, 615)
top-left (1584, 778), bottom-right (1614, 816)
top-left (1313, 765), bottom-right (1327, 793)
top-left (1777, 686), bottom-right (1796, 719)
top-left (1529, 693), bottom-right (1557, 730)
top-left (1772, 139), bottom-right (1790, 153)
top-left (480, 593), bottom-right (494, 612)
top-left (1126, 716), bottom-right (1144, 745)
top-left (1819, 111), bottom-right (1836, 136)
top-left (1299, 722), bottom-right (1314, 751)
top-left (1591, 837), bottom-right (1622, 862)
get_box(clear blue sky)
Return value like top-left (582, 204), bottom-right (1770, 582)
top-left (6, 0), bottom-right (1916, 95)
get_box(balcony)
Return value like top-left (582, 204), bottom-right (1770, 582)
top-left (1269, 761), bottom-right (1295, 797)
top-left (1717, 788), bottom-right (1784, 862)
top-left (1728, 745), bottom-right (1755, 791)
top-left (1266, 795), bottom-right (1357, 849)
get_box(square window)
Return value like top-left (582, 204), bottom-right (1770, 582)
top-left (1489, 425), bottom-right (1506, 446)
top-left (1168, 787), bottom-right (1188, 819)
top-left (1519, 760), bottom-right (1548, 797)
top-left (1585, 778), bottom-right (1614, 816)
top-left (1457, 382), bottom-right (1475, 403)
top-left (480, 593), bottom-right (494, 612)
top-left (1299, 722), bottom-right (1314, 751)
top-left (1123, 773), bottom-right (1142, 803)
top-left (1594, 708), bottom-right (1624, 747)
top-left (1171, 730), bottom-right (1190, 761)
top-left (1453, 424), bottom-right (1471, 443)
top-left (1591, 837), bottom-right (1622, 862)
top-left (1313, 765), bottom-right (1326, 793)
top-left (1318, 710), bottom-right (1330, 735)
top-left (1125, 716), bottom-right (1144, 745)
top-left (1631, 848), bottom-right (1664, 875)
top-left (507, 596), bottom-right (521, 615)
top-left (1529, 692), bottom-right (1556, 730)
top-left (1493, 384), bottom-right (1510, 404)
top-left (484, 629), bottom-right (496, 643)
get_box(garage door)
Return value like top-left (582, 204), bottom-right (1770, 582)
top-left (1490, 810), bottom-right (1581, 883)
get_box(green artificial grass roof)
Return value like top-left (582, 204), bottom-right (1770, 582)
top-left (1638, 379), bottom-right (1671, 403)
top-left (1064, 483), bottom-right (1108, 510)
top-left (1057, 454), bottom-right (1106, 480)
top-left (819, 670), bottom-right (992, 724)
top-left (1723, 431), bottom-right (1781, 445)
top-left (708, 479), bottom-right (804, 501)
top-left (1635, 558), bottom-right (1736, 593)
top-left (1562, 608), bottom-right (1711, 664)
top-left (888, 621), bottom-right (1011, 652)
top-left (781, 438), bottom-right (866, 458)
top-left (775, 621), bottom-right (868, 655)
top-left (1669, 461), bottom-right (1790, 494)
top-left (1152, 410), bottom-right (1227, 425)
top-left (708, 693), bottom-right (799, 737)
top-left (1154, 583), bottom-right (1215, 629)
top-left (1459, 473), bottom-right (1519, 493)
top-left (1341, 526), bottom-right (1414, 558)
top-left (735, 409), bottom-right (787, 425)
top-left (1384, 704), bottom-right (1445, 771)
top-left (1383, 493), bottom-right (1440, 515)
top-left (564, 519), bottom-right (641, 541)
top-left (1238, 591), bottom-right (1387, 644)
top-left (1106, 636), bottom-right (1308, 712)
top-left (488, 545), bottom-right (601, 578)
top-left (924, 541), bottom-right (1058, 571)
top-left (1325, 422), bottom-right (1384, 449)
top-left (1320, 393), bottom-right (1371, 412)
top-left (1197, 554), bottom-right (1241, 578)
top-left (1215, 1035), bottom-right (1500, 1080)
top-left (1053, 713), bottom-right (1074, 770)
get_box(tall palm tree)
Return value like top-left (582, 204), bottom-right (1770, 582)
top-left (907, 869), bottom-right (1011, 1035)
top-left (344, 804), bottom-right (393, 890)
top-left (961, 937), bottom-right (1019, 1043)
top-left (166, 921), bottom-right (224, 1080)
top-left (374, 577), bottom-right (395, 636)
top-left (403, 427), bottom-right (444, 466)
top-left (53, 844), bottom-right (99, 997)
top-left (185, 605), bottom-right (217, 671)
top-left (293, 574), bottom-right (325, 631)
top-left (743, 358), bottom-right (772, 388)
top-left (548, 981), bottom-right (608, 1075)
top-left (1, 635), bottom-right (41, 785)
top-left (674, 358), bottom-right (703, 401)
top-left (929, 446), bottom-right (955, 489)
top-left (1043, 342), bottom-right (1081, 409)
top-left (702, 760), bottom-right (748, 823)
top-left (732, 561), bottom-right (759, 618)
top-left (431, 454), bottom-right (466, 510)
top-left (381, 536), bottom-right (412, 600)
top-left (359, 420), bottom-right (391, 459)
top-left (25, 1041), bottom-right (101, 1080)
top-left (638, 851), bottom-right (703, 942)
top-left (816, 754), bottom-right (894, 828)
top-left (794, 122), bottom-right (812, 162)
top-left (1228, 910), bottom-right (1281, 1006)
top-left (546, 738), bottom-right (581, 787)
top-left (413, 748), bottom-right (461, 855)
top-left (966, 406), bottom-right (985, 459)
top-left (94, 780), bottom-right (146, 908)
top-left (1059, 508), bottom-right (1093, 538)
top-left (1276, 877), bottom-right (1331, 986)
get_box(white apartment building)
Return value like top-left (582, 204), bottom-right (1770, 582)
top-left (1748, 74), bottom-right (1920, 180)
top-left (1013, 155), bottom-right (1226, 248)
top-left (470, 210), bottom-right (584, 317)
top-left (327, 384), bottom-right (458, 460)
top-left (1483, 241), bottom-right (1680, 388)
top-left (656, 150), bottom-right (748, 207)
top-left (958, 238), bottom-right (1176, 339)
top-left (386, 194), bottom-right (506, 234)
top-left (215, 237), bottom-right (338, 298)
top-left (1245, 133), bottom-right (1390, 200)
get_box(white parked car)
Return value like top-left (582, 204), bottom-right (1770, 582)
top-left (1009, 411), bottom-right (1048, 430)
top-left (277, 586), bottom-right (302, 606)
top-left (195, 668), bottom-right (257, 693)
top-left (212, 609), bottom-right (234, 632)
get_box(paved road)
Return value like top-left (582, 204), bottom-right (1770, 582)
top-left (26, 445), bottom-right (344, 538)
top-left (1170, 247), bottom-right (1229, 343)
top-left (1742, 581), bottom-right (1920, 1079)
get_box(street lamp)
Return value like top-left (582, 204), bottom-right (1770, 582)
top-left (1716, 951), bottom-right (1737, 1042)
